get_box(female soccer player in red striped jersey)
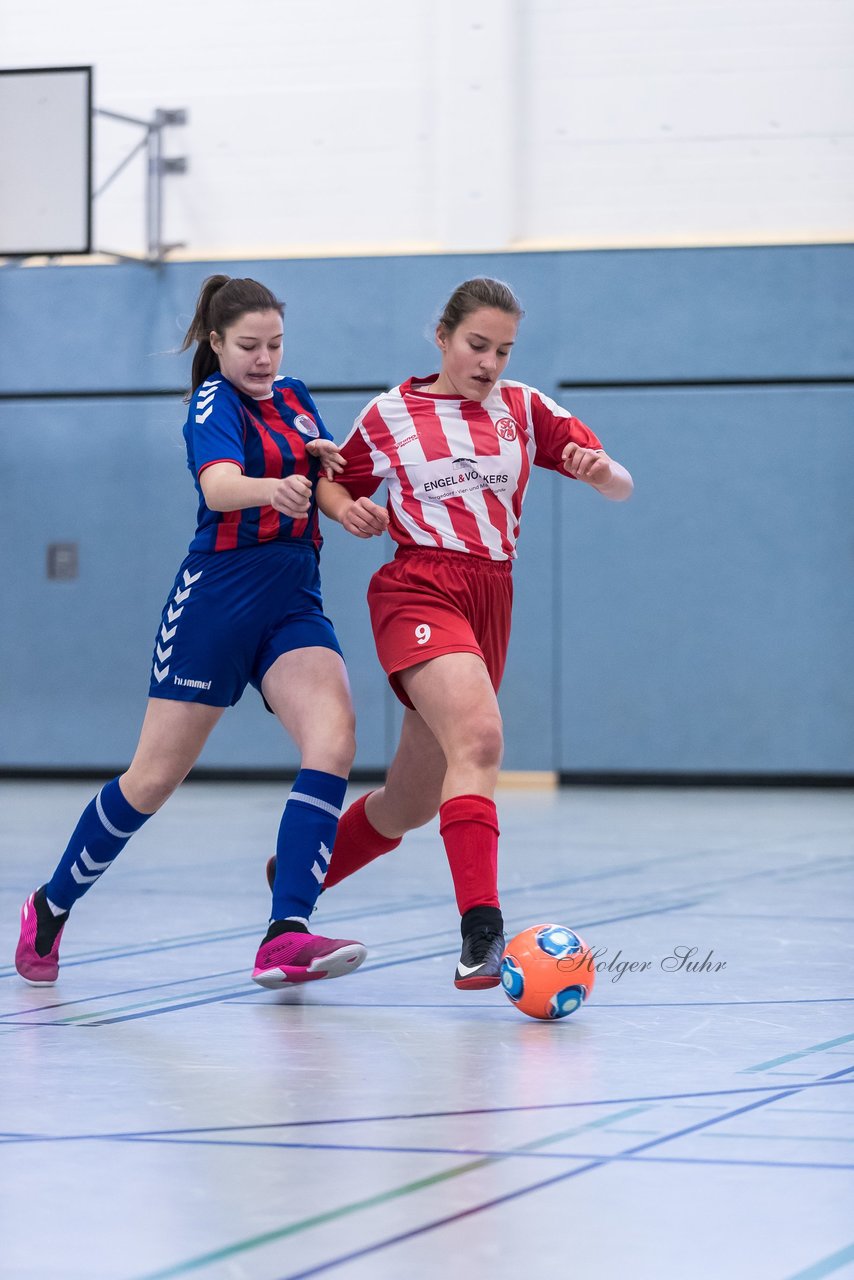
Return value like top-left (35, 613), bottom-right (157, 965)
top-left (271, 276), bottom-right (633, 989)
top-left (15, 275), bottom-right (368, 992)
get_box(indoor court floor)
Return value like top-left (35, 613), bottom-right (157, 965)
top-left (1, 779), bottom-right (852, 1280)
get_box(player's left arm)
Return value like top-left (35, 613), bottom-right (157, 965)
top-left (530, 387), bottom-right (633, 501)
top-left (560, 442), bottom-right (633, 501)
top-left (317, 477), bottom-right (389, 538)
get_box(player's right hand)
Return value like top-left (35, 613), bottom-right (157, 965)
top-left (270, 474), bottom-right (312, 517)
top-left (342, 497), bottom-right (389, 538)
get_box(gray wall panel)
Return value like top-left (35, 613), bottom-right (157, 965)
top-left (555, 386), bottom-right (854, 772)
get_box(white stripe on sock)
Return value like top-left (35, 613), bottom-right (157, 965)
top-left (96, 789), bottom-right (136, 839)
top-left (71, 864), bottom-right (100, 885)
top-left (288, 791), bottom-right (342, 819)
top-left (80, 846), bottom-right (113, 872)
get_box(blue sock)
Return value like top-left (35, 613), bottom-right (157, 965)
top-left (45, 778), bottom-right (151, 911)
top-left (271, 770), bottom-right (348, 924)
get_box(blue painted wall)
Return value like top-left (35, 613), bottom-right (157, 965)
top-left (1, 246), bottom-right (852, 775)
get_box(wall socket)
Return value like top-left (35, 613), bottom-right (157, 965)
top-left (47, 543), bottom-right (79, 581)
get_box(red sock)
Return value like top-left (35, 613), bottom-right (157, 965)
top-left (324, 793), bottom-right (402, 889)
top-left (439, 794), bottom-right (500, 915)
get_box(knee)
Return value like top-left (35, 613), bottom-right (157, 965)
top-left (454, 715), bottom-right (504, 772)
top-left (330, 726), bottom-right (357, 777)
top-left (400, 790), bottom-right (442, 830)
top-left (120, 765), bottom-right (184, 814)
top-left (373, 780), bottom-right (440, 834)
top-left (303, 711), bottom-right (356, 778)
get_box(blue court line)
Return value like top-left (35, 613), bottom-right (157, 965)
top-left (0, 925), bottom-right (264, 979)
top-left (0, 967), bottom-right (249, 1019)
top-left (820, 1066), bottom-right (854, 1082)
top-left (10, 1078), bottom-right (853, 1146)
top-left (784, 1243), bottom-right (854, 1280)
top-left (630, 853), bottom-right (852, 905)
top-left (83, 988), bottom-right (259, 1025)
top-left (522, 841), bottom-right (850, 899)
top-left (768, 1072), bottom-right (833, 1079)
top-left (4, 988), bottom-right (852, 1027)
top-left (742, 1033), bottom-right (854, 1073)
top-left (105, 1134), bottom-right (854, 1172)
top-left (0, 996), bottom-right (258, 1030)
top-left (700, 1131), bottom-right (854, 1144)
top-left (689, 912), bottom-right (854, 924)
top-left (773, 1107), bottom-right (854, 1116)
top-left (268, 1066), bottom-right (854, 1280)
top-left (591, 998), bottom-right (854, 1008)
top-left (649, 858), bottom-right (853, 909)
top-left (225, 996), bottom-right (854, 1011)
top-left (8, 1126), bottom-right (853, 1174)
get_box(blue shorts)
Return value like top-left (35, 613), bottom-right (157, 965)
top-left (147, 542), bottom-right (343, 708)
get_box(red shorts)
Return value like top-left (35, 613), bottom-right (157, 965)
top-left (367, 547), bottom-right (513, 708)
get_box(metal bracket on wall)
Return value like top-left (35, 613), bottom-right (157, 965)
top-left (94, 106), bottom-right (188, 264)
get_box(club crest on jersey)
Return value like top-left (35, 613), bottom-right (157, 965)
top-left (495, 417), bottom-right (518, 441)
top-left (293, 413), bottom-right (320, 438)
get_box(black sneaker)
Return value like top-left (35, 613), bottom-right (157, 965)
top-left (454, 906), bottom-right (505, 990)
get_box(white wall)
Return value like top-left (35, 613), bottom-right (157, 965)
top-left (522, 0), bottom-right (854, 248)
top-left (2, 0), bottom-right (852, 260)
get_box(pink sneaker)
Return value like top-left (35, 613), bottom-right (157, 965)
top-left (252, 930), bottom-right (367, 989)
top-left (15, 890), bottom-right (67, 986)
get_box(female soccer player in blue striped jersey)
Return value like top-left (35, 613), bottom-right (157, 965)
top-left (15, 275), bottom-right (373, 990)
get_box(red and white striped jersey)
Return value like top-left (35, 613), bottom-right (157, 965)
top-left (334, 376), bottom-right (602, 560)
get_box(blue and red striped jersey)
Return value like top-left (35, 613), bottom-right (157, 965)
top-left (183, 374), bottom-right (333, 553)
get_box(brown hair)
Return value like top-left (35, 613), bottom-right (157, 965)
top-left (437, 277), bottom-right (524, 335)
top-left (181, 274), bottom-right (285, 396)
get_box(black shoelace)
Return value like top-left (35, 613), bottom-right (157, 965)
top-left (464, 928), bottom-right (503, 964)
